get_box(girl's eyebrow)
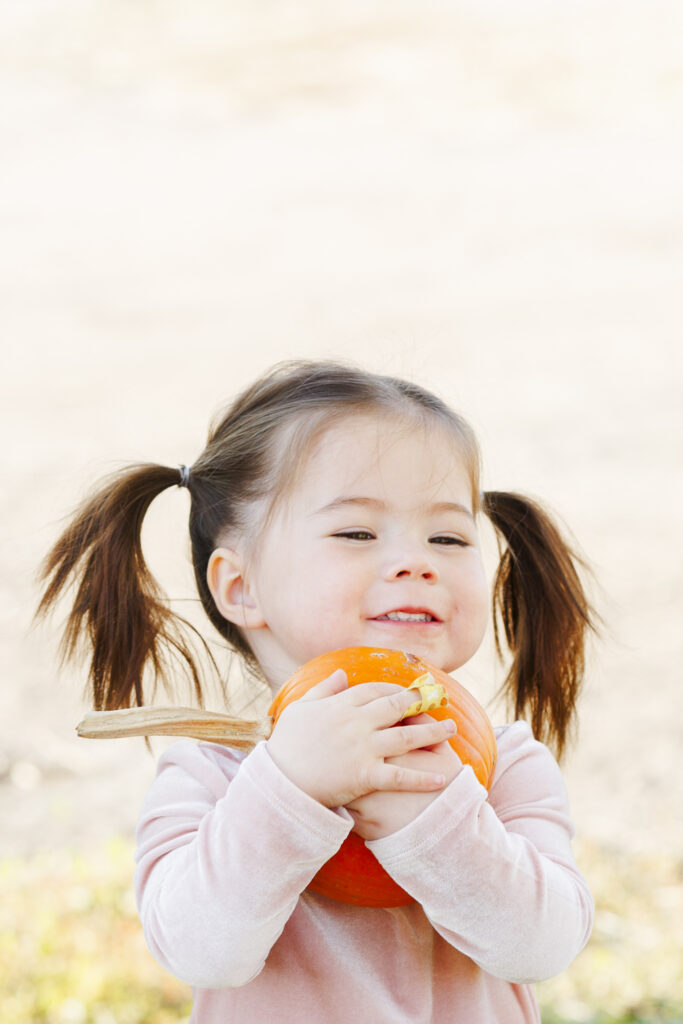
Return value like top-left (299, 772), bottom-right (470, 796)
top-left (312, 496), bottom-right (474, 520)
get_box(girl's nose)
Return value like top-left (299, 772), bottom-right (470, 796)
top-left (383, 547), bottom-right (438, 583)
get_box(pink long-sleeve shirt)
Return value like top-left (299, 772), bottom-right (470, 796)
top-left (134, 722), bottom-right (593, 1022)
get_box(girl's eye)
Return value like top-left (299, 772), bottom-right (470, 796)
top-left (333, 530), bottom-right (375, 541)
top-left (429, 535), bottom-right (468, 547)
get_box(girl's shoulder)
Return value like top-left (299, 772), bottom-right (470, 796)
top-left (490, 720), bottom-right (570, 809)
top-left (493, 719), bottom-right (555, 759)
top-left (158, 737), bottom-right (249, 768)
top-left (151, 739), bottom-right (250, 799)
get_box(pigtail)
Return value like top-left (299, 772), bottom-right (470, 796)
top-left (36, 464), bottom-right (213, 711)
top-left (482, 490), bottom-right (598, 760)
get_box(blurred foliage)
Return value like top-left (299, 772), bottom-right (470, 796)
top-left (0, 838), bottom-right (191, 1024)
top-left (1, 837), bottom-right (681, 1023)
top-left (536, 840), bottom-right (683, 1024)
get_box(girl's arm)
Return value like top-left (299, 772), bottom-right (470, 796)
top-left (134, 739), bottom-right (353, 989)
top-left (364, 722), bottom-right (593, 985)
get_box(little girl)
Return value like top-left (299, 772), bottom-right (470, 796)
top-left (39, 361), bottom-right (596, 1023)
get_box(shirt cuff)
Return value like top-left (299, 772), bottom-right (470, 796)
top-left (366, 764), bottom-right (486, 867)
top-left (247, 741), bottom-right (354, 843)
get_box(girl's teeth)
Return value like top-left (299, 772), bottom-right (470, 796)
top-left (378, 612), bottom-right (433, 622)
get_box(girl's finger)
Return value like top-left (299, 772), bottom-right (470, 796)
top-left (296, 669), bottom-right (348, 701)
top-left (343, 681), bottom-right (406, 705)
top-left (366, 686), bottom-right (436, 728)
top-left (369, 762), bottom-right (446, 793)
top-left (375, 718), bottom-right (456, 759)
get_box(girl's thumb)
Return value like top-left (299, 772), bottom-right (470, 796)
top-left (298, 669), bottom-right (348, 701)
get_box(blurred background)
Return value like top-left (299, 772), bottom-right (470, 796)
top-left (1, 1), bottom-right (682, 1021)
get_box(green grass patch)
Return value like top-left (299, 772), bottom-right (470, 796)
top-left (0, 838), bottom-right (191, 1024)
top-left (536, 840), bottom-right (683, 1023)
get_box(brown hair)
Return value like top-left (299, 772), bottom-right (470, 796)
top-left (482, 491), bottom-right (597, 759)
top-left (37, 360), bottom-right (597, 757)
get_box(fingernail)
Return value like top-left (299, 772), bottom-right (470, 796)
top-left (444, 720), bottom-right (457, 734)
top-left (434, 774), bottom-right (446, 786)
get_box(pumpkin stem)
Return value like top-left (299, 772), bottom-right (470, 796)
top-left (76, 707), bottom-right (272, 749)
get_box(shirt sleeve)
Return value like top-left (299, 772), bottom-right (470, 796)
top-left (366, 721), bottom-right (594, 984)
top-left (134, 739), bottom-right (353, 989)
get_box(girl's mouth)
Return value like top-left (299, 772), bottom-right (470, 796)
top-left (373, 610), bottom-right (440, 623)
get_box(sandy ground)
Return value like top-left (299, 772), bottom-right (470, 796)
top-left (1, 0), bottom-right (682, 862)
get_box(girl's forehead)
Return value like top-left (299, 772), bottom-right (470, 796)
top-left (294, 414), bottom-right (475, 505)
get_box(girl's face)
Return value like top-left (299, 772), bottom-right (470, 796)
top-left (237, 414), bottom-right (489, 690)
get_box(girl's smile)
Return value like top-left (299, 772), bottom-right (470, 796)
top-left (230, 415), bottom-right (490, 690)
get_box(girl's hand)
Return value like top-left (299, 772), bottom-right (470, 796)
top-left (265, 671), bottom-right (457, 808)
top-left (346, 726), bottom-right (462, 840)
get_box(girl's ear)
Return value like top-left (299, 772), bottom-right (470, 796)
top-left (206, 547), bottom-right (266, 630)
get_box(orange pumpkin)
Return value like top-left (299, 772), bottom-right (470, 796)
top-left (268, 646), bottom-right (497, 907)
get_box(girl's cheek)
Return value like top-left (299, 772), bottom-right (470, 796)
top-left (467, 562), bottom-right (491, 627)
